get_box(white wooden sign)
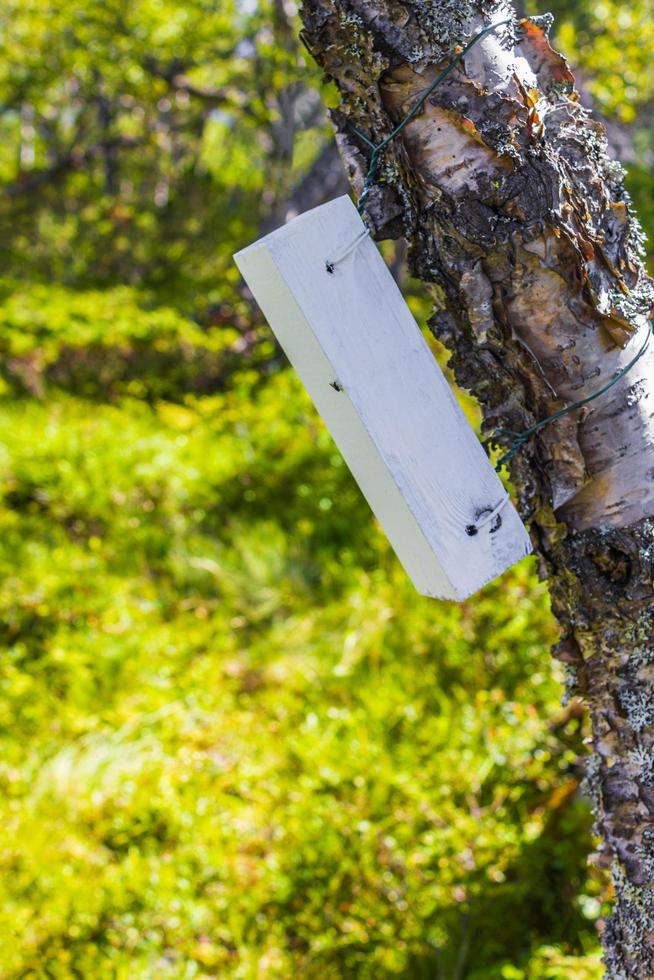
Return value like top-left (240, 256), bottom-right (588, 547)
top-left (234, 195), bottom-right (531, 600)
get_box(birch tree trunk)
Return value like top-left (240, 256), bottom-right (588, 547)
top-left (298, 1), bottom-right (654, 975)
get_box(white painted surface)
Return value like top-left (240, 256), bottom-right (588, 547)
top-left (234, 195), bottom-right (531, 600)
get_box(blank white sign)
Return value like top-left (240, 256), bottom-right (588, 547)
top-left (234, 196), bottom-right (531, 600)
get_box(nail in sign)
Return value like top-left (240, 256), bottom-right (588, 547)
top-left (234, 195), bottom-right (531, 600)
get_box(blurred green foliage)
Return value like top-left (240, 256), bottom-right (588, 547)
top-left (0, 0), bottom-right (652, 975)
top-left (0, 346), bottom-right (605, 977)
top-left (547, 0), bottom-right (654, 122)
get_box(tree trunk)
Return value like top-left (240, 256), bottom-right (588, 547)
top-left (298, 1), bottom-right (654, 975)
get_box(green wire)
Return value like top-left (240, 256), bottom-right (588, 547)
top-left (350, 18), bottom-right (514, 214)
top-left (494, 322), bottom-right (653, 471)
top-left (349, 16), bottom-right (652, 471)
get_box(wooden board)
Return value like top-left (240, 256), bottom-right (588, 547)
top-left (234, 196), bottom-right (531, 600)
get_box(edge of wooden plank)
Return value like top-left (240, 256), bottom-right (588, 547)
top-left (235, 196), bottom-right (532, 600)
top-left (235, 237), bottom-right (459, 599)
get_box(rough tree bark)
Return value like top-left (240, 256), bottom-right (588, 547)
top-left (298, 0), bottom-right (654, 975)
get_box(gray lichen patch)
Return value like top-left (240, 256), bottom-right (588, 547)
top-left (626, 378), bottom-right (648, 408)
top-left (629, 645), bottom-right (654, 670)
top-left (638, 828), bottom-right (654, 880)
top-left (581, 751), bottom-right (602, 817)
top-left (621, 609), bottom-right (654, 671)
top-left (628, 745), bottom-right (654, 786)
top-left (610, 276), bottom-right (654, 328)
top-left (527, 12), bottom-right (554, 35)
top-left (604, 861), bottom-right (654, 978)
top-left (338, 10), bottom-right (363, 28)
top-left (619, 688), bottom-right (654, 734)
top-left (411, 0), bottom-right (478, 52)
top-left (561, 662), bottom-right (580, 705)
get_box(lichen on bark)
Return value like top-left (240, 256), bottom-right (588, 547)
top-left (299, 0), bottom-right (654, 974)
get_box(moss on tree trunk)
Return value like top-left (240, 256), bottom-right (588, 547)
top-left (299, 0), bottom-right (654, 974)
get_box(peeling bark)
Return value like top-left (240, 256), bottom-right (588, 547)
top-left (299, 0), bottom-right (654, 974)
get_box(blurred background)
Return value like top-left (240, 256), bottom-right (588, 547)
top-left (0, 1), bottom-right (652, 976)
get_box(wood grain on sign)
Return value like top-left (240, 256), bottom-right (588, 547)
top-left (234, 195), bottom-right (531, 600)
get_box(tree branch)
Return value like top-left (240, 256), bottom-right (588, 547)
top-left (299, 1), bottom-right (654, 974)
